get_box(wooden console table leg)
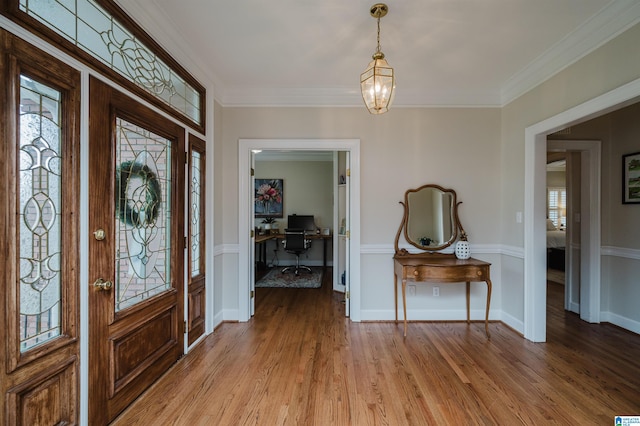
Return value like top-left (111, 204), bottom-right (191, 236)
top-left (466, 281), bottom-right (470, 324)
top-left (402, 279), bottom-right (408, 337)
top-left (485, 279), bottom-right (492, 339)
top-left (394, 273), bottom-right (398, 323)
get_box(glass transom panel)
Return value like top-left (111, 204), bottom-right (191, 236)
top-left (115, 118), bottom-right (172, 312)
top-left (19, 0), bottom-right (201, 125)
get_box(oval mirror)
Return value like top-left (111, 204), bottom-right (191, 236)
top-left (395, 184), bottom-right (463, 253)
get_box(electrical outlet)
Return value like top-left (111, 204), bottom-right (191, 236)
top-left (433, 286), bottom-right (440, 297)
top-left (408, 285), bottom-right (416, 296)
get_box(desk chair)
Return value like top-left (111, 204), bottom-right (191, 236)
top-left (281, 229), bottom-right (312, 275)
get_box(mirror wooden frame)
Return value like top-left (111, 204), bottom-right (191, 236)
top-left (394, 184), bottom-right (466, 256)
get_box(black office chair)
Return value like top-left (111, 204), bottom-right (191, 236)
top-left (281, 229), bottom-right (312, 275)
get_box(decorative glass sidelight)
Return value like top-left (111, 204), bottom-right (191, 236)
top-left (19, 0), bottom-right (201, 125)
top-left (115, 118), bottom-right (172, 312)
top-left (190, 150), bottom-right (201, 277)
top-left (18, 75), bottom-right (62, 352)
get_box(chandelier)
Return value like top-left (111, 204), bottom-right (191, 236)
top-left (360, 3), bottom-right (396, 114)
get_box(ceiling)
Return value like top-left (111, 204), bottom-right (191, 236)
top-left (116, 1), bottom-right (640, 108)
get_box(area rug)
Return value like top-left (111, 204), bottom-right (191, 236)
top-left (256, 267), bottom-right (323, 288)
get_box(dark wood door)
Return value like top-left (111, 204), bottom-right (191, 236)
top-left (0, 31), bottom-right (81, 425)
top-left (88, 77), bottom-right (185, 424)
top-left (187, 134), bottom-right (206, 346)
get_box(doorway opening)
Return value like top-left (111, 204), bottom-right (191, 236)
top-left (252, 150), bottom-right (346, 292)
top-left (546, 141), bottom-right (601, 324)
top-left (524, 78), bottom-right (640, 342)
top-left (238, 139), bottom-right (361, 323)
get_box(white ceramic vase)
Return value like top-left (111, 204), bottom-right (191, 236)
top-left (455, 239), bottom-right (470, 260)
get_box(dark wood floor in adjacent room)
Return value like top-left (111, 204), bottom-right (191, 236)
top-left (113, 269), bottom-right (640, 425)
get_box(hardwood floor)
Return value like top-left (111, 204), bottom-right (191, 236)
top-left (113, 270), bottom-right (640, 425)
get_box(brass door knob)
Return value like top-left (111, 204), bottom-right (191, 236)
top-left (93, 278), bottom-right (113, 291)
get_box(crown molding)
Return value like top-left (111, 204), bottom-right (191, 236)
top-left (501, 0), bottom-right (640, 105)
top-left (117, 1), bottom-right (640, 108)
top-left (213, 85), bottom-right (503, 108)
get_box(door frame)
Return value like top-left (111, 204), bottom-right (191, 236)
top-left (238, 139), bottom-right (361, 321)
top-left (524, 77), bottom-right (640, 342)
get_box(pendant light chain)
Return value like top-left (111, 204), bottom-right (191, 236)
top-left (376, 15), bottom-right (382, 56)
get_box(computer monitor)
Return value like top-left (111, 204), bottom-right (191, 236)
top-left (287, 214), bottom-right (315, 232)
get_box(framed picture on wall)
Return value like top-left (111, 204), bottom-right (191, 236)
top-left (622, 152), bottom-right (640, 204)
top-left (255, 178), bottom-right (284, 217)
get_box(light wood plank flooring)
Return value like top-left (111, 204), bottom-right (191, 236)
top-left (113, 269), bottom-right (640, 425)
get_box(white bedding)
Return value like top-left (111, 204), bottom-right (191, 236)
top-left (547, 230), bottom-right (565, 248)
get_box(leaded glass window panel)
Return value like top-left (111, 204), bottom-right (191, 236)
top-left (115, 118), bottom-right (172, 311)
top-left (18, 75), bottom-right (63, 352)
top-left (190, 150), bottom-right (201, 277)
top-left (19, 0), bottom-right (201, 125)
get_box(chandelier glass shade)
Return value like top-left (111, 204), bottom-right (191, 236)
top-left (360, 3), bottom-right (395, 114)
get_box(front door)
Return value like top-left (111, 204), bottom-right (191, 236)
top-left (88, 77), bottom-right (185, 424)
top-left (1, 30), bottom-right (81, 425)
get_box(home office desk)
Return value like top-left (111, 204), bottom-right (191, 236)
top-left (255, 233), bottom-right (332, 268)
top-left (393, 253), bottom-right (492, 338)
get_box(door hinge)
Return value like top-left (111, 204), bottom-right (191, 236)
top-left (346, 168), bottom-right (350, 177)
top-left (346, 230), bottom-right (350, 239)
top-left (183, 320), bottom-right (187, 334)
top-left (251, 229), bottom-right (255, 238)
top-left (345, 291), bottom-right (350, 299)
top-left (251, 290), bottom-right (255, 298)
top-left (184, 236), bottom-right (187, 249)
top-left (251, 168), bottom-right (255, 177)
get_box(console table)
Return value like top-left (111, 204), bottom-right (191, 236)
top-left (393, 253), bottom-right (492, 338)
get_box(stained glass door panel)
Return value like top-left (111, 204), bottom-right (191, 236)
top-left (187, 134), bottom-right (206, 346)
top-left (18, 75), bottom-right (63, 351)
top-left (115, 118), bottom-right (172, 312)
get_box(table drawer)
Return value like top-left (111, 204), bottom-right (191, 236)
top-left (407, 265), bottom-right (488, 282)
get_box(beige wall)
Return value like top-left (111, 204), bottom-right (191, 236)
top-left (214, 22), bottom-right (640, 330)
top-left (548, 102), bottom-right (640, 322)
top-left (218, 106), bottom-right (502, 320)
top-left (546, 171), bottom-right (565, 188)
top-left (221, 107), bottom-right (502, 245)
top-left (255, 159), bottom-right (333, 265)
top-left (499, 22), bottom-right (640, 325)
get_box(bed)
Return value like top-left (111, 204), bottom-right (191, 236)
top-left (547, 230), bottom-right (565, 248)
top-left (546, 219), bottom-right (566, 270)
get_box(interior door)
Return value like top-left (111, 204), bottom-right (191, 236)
top-left (1, 30), bottom-right (81, 425)
top-left (250, 151), bottom-right (256, 316)
top-left (88, 77), bottom-right (185, 424)
top-left (187, 134), bottom-right (206, 347)
top-left (344, 153), bottom-right (351, 317)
